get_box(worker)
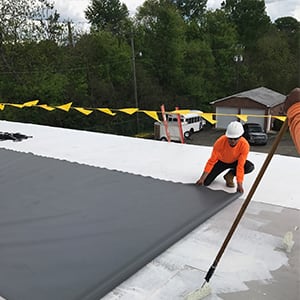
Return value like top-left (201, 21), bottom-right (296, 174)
top-left (196, 121), bottom-right (254, 193)
top-left (284, 87), bottom-right (300, 154)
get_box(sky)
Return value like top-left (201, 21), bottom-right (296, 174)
top-left (52, 0), bottom-right (300, 27)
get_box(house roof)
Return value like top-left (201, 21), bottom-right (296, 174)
top-left (210, 87), bottom-right (286, 107)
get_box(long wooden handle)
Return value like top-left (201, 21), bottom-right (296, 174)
top-left (205, 118), bottom-right (289, 283)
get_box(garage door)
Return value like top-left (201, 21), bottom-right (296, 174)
top-left (215, 107), bottom-right (239, 129)
top-left (240, 108), bottom-right (265, 129)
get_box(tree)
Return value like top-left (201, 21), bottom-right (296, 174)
top-left (275, 16), bottom-right (299, 33)
top-left (249, 31), bottom-right (296, 93)
top-left (74, 32), bottom-right (132, 107)
top-left (0, 0), bottom-right (60, 43)
top-left (137, 0), bottom-right (186, 93)
top-left (202, 9), bottom-right (241, 95)
top-left (221, 0), bottom-right (271, 47)
top-left (181, 39), bottom-right (215, 109)
top-left (167, 0), bottom-right (207, 22)
top-left (0, 0), bottom-right (66, 88)
top-left (85, 0), bottom-right (129, 36)
top-left (274, 17), bottom-right (299, 87)
top-left (274, 17), bottom-right (300, 51)
top-left (37, 10), bottom-right (66, 43)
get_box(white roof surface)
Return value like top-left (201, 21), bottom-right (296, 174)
top-left (0, 120), bottom-right (299, 300)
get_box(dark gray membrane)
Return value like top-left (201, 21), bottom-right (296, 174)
top-left (0, 149), bottom-right (239, 300)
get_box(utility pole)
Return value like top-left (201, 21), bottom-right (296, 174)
top-left (67, 21), bottom-right (74, 47)
top-left (233, 44), bottom-right (244, 92)
top-left (130, 30), bottom-right (139, 133)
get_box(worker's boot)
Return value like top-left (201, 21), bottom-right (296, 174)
top-left (223, 171), bottom-right (235, 188)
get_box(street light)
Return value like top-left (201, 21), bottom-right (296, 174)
top-left (233, 54), bottom-right (243, 91)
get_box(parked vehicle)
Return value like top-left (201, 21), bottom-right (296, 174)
top-left (154, 110), bottom-right (206, 142)
top-left (243, 123), bottom-right (268, 145)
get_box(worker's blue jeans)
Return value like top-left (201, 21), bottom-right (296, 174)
top-left (204, 160), bottom-right (254, 186)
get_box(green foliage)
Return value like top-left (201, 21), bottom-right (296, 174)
top-left (0, 0), bottom-right (298, 136)
top-left (275, 17), bottom-right (299, 33)
top-left (0, 0), bottom-right (63, 43)
top-left (274, 17), bottom-right (300, 56)
top-left (221, 0), bottom-right (271, 47)
top-left (85, 0), bottom-right (130, 36)
top-left (249, 30), bottom-right (297, 93)
top-left (73, 32), bottom-right (132, 107)
top-left (181, 39), bottom-right (215, 107)
top-left (202, 9), bottom-right (240, 95)
top-left (137, 0), bottom-right (186, 90)
top-left (167, 0), bottom-right (208, 22)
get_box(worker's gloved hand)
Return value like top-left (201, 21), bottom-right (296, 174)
top-left (237, 182), bottom-right (244, 193)
top-left (284, 87), bottom-right (300, 113)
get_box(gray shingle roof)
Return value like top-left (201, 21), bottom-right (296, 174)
top-left (210, 87), bottom-right (286, 107)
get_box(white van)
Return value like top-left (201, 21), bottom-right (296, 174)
top-left (154, 110), bottom-right (206, 141)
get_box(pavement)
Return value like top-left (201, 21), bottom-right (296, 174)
top-left (186, 127), bottom-right (299, 158)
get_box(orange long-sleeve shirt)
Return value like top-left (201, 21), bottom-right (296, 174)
top-left (204, 135), bottom-right (250, 183)
top-left (287, 102), bottom-right (300, 154)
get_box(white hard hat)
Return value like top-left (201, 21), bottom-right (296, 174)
top-left (225, 121), bottom-right (244, 138)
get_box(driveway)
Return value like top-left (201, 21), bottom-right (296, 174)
top-left (186, 126), bottom-right (299, 157)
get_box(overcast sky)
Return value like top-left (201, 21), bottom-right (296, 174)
top-left (53, 0), bottom-right (300, 27)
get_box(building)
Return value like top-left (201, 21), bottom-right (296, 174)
top-left (210, 87), bottom-right (286, 131)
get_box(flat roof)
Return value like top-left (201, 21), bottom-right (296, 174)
top-left (0, 120), bottom-right (298, 300)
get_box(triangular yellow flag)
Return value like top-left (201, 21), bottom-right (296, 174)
top-left (97, 108), bottom-right (116, 116)
top-left (7, 103), bottom-right (24, 108)
top-left (56, 102), bottom-right (72, 112)
top-left (142, 110), bottom-right (160, 122)
top-left (23, 100), bottom-right (39, 107)
top-left (0, 104), bottom-right (5, 110)
top-left (37, 104), bottom-right (56, 111)
top-left (119, 108), bottom-right (138, 115)
top-left (201, 113), bottom-right (217, 125)
top-left (237, 114), bottom-right (248, 122)
top-left (274, 116), bottom-right (286, 122)
top-left (169, 109), bottom-right (191, 115)
top-left (74, 107), bottom-right (93, 116)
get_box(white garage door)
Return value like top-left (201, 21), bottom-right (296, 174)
top-left (240, 108), bottom-right (265, 129)
top-left (215, 107), bottom-right (239, 129)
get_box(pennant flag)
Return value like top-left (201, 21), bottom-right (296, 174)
top-left (37, 104), bottom-right (56, 111)
top-left (119, 108), bottom-right (138, 115)
top-left (7, 103), bottom-right (24, 108)
top-left (23, 100), bottom-right (39, 107)
top-left (56, 102), bottom-right (72, 112)
top-left (74, 107), bottom-right (93, 116)
top-left (142, 110), bottom-right (160, 122)
top-left (169, 109), bottom-right (191, 115)
top-left (0, 98), bottom-right (289, 129)
top-left (274, 116), bottom-right (286, 122)
top-left (201, 113), bottom-right (217, 125)
top-left (237, 114), bottom-right (248, 122)
top-left (97, 108), bottom-right (116, 116)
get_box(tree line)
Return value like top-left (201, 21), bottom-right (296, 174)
top-left (0, 0), bottom-right (299, 135)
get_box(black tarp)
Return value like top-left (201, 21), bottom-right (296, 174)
top-left (0, 148), bottom-right (240, 300)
